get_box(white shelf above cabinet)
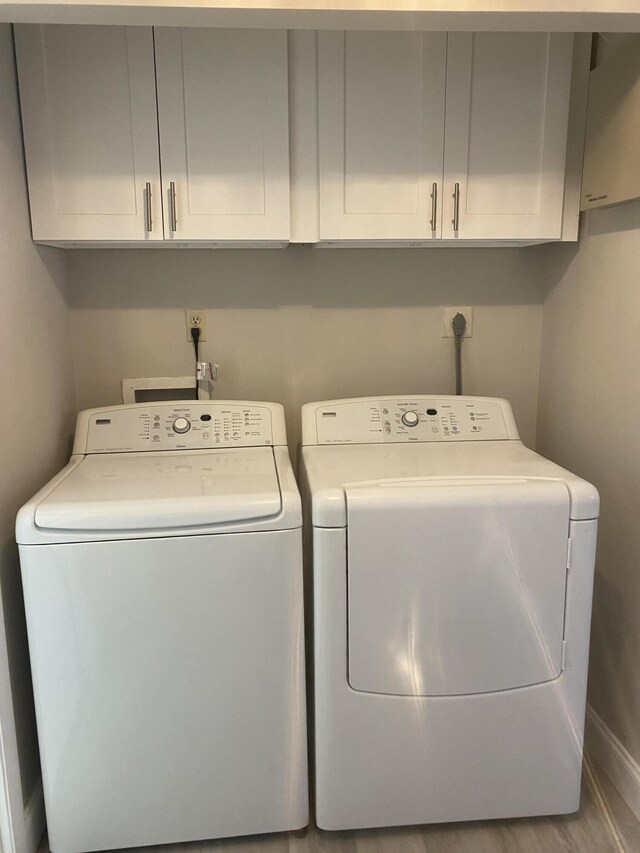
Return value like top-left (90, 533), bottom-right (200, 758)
top-left (1, 1), bottom-right (636, 33)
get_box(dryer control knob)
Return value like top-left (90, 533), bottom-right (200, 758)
top-left (172, 417), bottom-right (191, 434)
top-left (402, 411), bottom-right (419, 427)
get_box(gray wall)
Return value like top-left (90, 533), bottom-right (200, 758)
top-left (536, 32), bottom-right (640, 771)
top-left (537, 199), bottom-right (640, 765)
top-left (67, 247), bottom-right (545, 451)
top-left (0, 24), bottom-right (76, 808)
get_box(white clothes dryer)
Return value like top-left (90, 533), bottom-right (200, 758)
top-left (17, 401), bottom-right (308, 853)
top-left (301, 396), bottom-right (599, 831)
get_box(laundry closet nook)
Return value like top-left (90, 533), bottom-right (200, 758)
top-left (0, 4), bottom-right (639, 853)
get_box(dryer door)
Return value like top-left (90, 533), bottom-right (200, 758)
top-left (346, 477), bottom-right (570, 696)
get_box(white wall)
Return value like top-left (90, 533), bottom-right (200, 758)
top-left (537, 199), bottom-right (640, 767)
top-left (67, 246), bottom-right (545, 451)
top-left (0, 22), bottom-right (76, 833)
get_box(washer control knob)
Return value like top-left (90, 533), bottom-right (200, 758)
top-left (172, 417), bottom-right (191, 434)
top-left (401, 411), bottom-right (419, 427)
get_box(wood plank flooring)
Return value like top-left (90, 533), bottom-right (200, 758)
top-left (39, 758), bottom-right (640, 853)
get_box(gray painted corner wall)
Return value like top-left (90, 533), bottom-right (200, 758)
top-left (536, 31), bottom-right (640, 775)
top-left (0, 23), bottom-right (76, 811)
top-left (67, 246), bottom-right (546, 450)
top-left (537, 199), bottom-right (640, 768)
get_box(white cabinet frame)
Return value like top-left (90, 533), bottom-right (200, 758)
top-left (15, 25), bottom-right (163, 243)
top-left (154, 27), bottom-right (291, 243)
top-left (16, 25), bottom-right (290, 246)
top-left (442, 32), bottom-right (574, 241)
top-left (303, 29), bottom-right (584, 246)
top-left (317, 31), bottom-right (446, 241)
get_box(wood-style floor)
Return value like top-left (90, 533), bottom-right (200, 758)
top-left (39, 758), bottom-right (640, 853)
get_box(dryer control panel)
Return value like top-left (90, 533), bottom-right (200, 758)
top-left (306, 397), bottom-right (519, 445)
top-left (73, 402), bottom-right (284, 454)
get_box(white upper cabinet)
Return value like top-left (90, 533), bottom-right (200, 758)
top-left (442, 33), bottom-right (574, 241)
top-left (15, 26), bottom-right (163, 242)
top-left (318, 31), bottom-right (447, 241)
top-left (16, 25), bottom-right (290, 245)
top-left (154, 28), bottom-right (290, 242)
top-left (314, 30), bottom-right (576, 244)
top-left (16, 26), bottom-right (582, 247)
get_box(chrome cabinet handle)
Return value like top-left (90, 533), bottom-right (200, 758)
top-left (452, 182), bottom-right (460, 233)
top-left (145, 182), bottom-right (152, 232)
top-left (169, 181), bottom-right (177, 232)
top-left (429, 182), bottom-right (438, 233)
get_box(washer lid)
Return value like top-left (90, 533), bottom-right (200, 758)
top-left (33, 448), bottom-right (281, 532)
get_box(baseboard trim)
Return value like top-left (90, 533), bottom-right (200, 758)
top-left (23, 780), bottom-right (44, 853)
top-left (586, 704), bottom-right (640, 822)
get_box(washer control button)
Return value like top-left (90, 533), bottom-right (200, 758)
top-left (426, 408), bottom-right (438, 416)
top-left (172, 417), bottom-right (191, 434)
top-left (401, 411), bottom-right (419, 427)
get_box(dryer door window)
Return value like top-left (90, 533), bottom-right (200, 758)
top-left (346, 477), bottom-right (570, 696)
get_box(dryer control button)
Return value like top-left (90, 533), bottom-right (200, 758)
top-left (172, 417), bottom-right (191, 434)
top-left (401, 411), bottom-right (419, 427)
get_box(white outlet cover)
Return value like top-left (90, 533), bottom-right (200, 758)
top-left (442, 306), bottom-right (473, 338)
top-left (185, 309), bottom-right (207, 342)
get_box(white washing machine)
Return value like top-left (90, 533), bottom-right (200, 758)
top-left (301, 396), bottom-right (599, 830)
top-left (17, 401), bottom-right (308, 853)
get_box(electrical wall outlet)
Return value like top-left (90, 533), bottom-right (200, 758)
top-left (442, 306), bottom-right (474, 338)
top-left (185, 309), bottom-right (207, 342)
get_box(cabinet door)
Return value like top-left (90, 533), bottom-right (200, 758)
top-left (318, 31), bottom-right (447, 241)
top-left (154, 28), bottom-right (290, 242)
top-left (15, 26), bottom-right (163, 243)
top-left (443, 33), bottom-right (573, 241)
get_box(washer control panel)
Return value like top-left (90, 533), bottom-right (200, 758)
top-left (79, 403), bottom-right (275, 453)
top-left (313, 397), bottom-right (515, 444)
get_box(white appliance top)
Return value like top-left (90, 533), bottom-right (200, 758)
top-left (17, 402), bottom-right (301, 544)
top-left (301, 395), bottom-right (520, 445)
top-left (301, 397), bottom-right (599, 525)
